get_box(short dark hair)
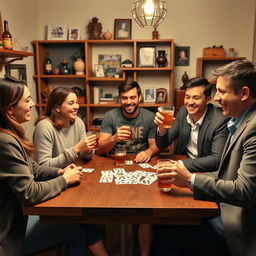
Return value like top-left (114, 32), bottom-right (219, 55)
top-left (118, 80), bottom-right (141, 96)
top-left (213, 60), bottom-right (256, 98)
top-left (185, 77), bottom-right (212, 98)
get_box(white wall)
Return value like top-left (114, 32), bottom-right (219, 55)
top-left (0, 0), bottom-right (38, 139)
top-left (36, 0), bottom-right (256, 86)
top-left (1, 0), bottom-right (256, 138)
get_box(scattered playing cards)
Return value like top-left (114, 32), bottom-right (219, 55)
top-left (99, 168), bottom-right (157, 185)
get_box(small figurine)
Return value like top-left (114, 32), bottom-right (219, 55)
top-left (87, 17), bottom-right (102, 40)
top-left (180, 71), bottom-right (189, 89)
top-left (152, 27), bottom-right (159, 39)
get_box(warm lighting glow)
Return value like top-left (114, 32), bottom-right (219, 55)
top-left (144, 0), bottom-right (154, 15)
top-left (132, 0), bottom-right (167, 28)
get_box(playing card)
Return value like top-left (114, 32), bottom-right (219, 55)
top-left (138, 163), bottom-right (152, 169)
top-left (125, 160), bottom-right (133, 165)
top-left (82, 168), bottom-right (94, 173)
top-left (99, 170), bottom-right (114, 183)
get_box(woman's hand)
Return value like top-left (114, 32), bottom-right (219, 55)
top-left (62, 165), bottom-right (83, 186)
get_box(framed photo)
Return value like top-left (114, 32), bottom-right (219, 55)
top-left (138, 46), bottom-right (156, 67)
top-left (175, 46), bottom-right (190, 66)
top-left (98, 54), bottom-right (121, 77)
top-left (69, 28), bottom-right (80, 40)
top-left (143, 88), bottom-right (156, 103)
top-left (114, 19), bottom-right (132, 39)
top-left (47, 24), bottom-right (67, 40)
top-left (94, 64), bottom-right (105, 77)
top-left (5, 64), bottom-right (27, 83)
top-left (156, 88), bottom-right (167, 104)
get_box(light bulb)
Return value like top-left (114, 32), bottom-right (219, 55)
top-left (144, 0), bottom-right (155, 15)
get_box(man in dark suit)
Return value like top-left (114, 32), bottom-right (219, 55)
top-left (155, 60), bottom-right (256, 255)
top-left (155, 77), bottom-right (229, 172)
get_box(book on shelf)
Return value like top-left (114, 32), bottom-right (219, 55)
top-left (93, 87), bottom-right (100, 104)
top-left (99, 97), bottom-right (115, 104)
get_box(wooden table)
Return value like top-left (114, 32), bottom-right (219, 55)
top-left (23, 155), bottom-right (218, 255)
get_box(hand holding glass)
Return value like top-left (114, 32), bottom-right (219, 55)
top-left (86, 131), bottom-right (99, 150)
top-left (157, 159), bottom-right (172, 192)
top-left (159, 106), bottom-right (175, 128)
top-left (122, 125), bottom-right (132, 142)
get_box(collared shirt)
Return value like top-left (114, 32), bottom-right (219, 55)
top-left (227, 107), bottom-right (250, 139)
top-left (190, 107), bottom-right (250, 191)
top-left (185, 110), bottom-right (207, 159)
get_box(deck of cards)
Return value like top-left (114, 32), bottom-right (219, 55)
top-left (99, 167), bottom-right (157, 185)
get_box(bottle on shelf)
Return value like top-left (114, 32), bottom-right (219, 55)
top-left (2, 20), bottom-right (13, 50)
top-left (45, 54), bottom-right (52, 75)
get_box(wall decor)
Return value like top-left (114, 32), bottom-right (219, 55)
top-left (87, 17), bottom-right (102, 40)
top-left (175, 46), bottom-right (190, 66)
top-left (114, 19), bottom-right (132, 40)
top-left (69, 27), bottom-right (80, 40)
top-left (5, 64), bottom-right (27, 83)
top-left (143, 87), bottom-right (156, 102)
top-left (156, 88), bottom-right (167, 104)
top-left (47, 24), bottom-right (67, 40)
top-left (138, 46), bottom-right (156, 67)
top-left (98, 54), bottom-right (121, 77)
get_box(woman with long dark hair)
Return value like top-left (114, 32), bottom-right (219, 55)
top-left (34, 87), bottom-right (97, 168)
top-left (0, 76), bottom-right (107, 256)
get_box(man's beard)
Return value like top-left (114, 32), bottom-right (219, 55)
top-left (122, 103), bottom-right (139, 115)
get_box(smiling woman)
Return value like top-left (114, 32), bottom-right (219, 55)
top-left (0, 76), bottom-right (108, 256)
top-left (33, 87), bottom-right (98, 168)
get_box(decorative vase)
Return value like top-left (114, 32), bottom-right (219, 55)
top-left (53, 67), bottom-right (60, 75)
top-left (74, 58), bottom-right (85, 75)
top-left (156, 50), bottom-right (167, 67)
top-left (103, 30), bottom-right (112, 40)
top-left (60, 58), bottom-right (71, 75)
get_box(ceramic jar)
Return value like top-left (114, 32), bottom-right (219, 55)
top-left (74, 58), bottom-right (85, 75)
top-left (156, 50), bottom-right (167, 67)
top-left (103, 30), bottom-right (112, 40)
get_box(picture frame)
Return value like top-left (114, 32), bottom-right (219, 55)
top-left (138, 46), bottom-right (156, 67)
top-left (47, 24), bottom-right (67, 40)
top-left (175, 46), bottom-right (190, 66)
top-left (114, 19), bottom-right (132, 40)
top-left (98, 54), bottom-right (121, 77)
top-left (5, 64), bottom-right (27, 83)
top-left (143, 88), bottom-right (156, 102)
top-left (156, 88), bottom-right (167, 104)
top-left (94, 64), bottom-right (105, 77)
top-left (69, 27), bottom-right (80, 40)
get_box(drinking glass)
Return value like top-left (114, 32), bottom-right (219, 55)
top-left (157, 159), bottom-right (172, 192)
top-left (159, 106), bottom-right (175, 128)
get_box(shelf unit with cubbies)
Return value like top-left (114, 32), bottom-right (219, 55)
top-left (33, 39), bottom-right (174, 130)
top-left (196, 57), bottom-right (246, 83)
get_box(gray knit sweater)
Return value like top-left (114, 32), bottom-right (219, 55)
top-left (33, 117), bottom-right (91, 168)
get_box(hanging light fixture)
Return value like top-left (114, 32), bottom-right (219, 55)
top-left (131, 0), bottom-right (167, 28)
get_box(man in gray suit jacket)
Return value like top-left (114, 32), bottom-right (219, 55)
top-left (155, 77), bottom-right (229, 172)
top-left (155, 60), bottom-right (256, 256)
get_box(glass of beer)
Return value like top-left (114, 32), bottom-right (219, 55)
top-left (115, 147), bottom-right (126, 165)
top-left (157, 159), bottom-right (172, 192)
top-left (86, 131), bottom-right (99, 150)
top-left (159, 106), bottom-right (175, 128)
top-left (123, 125), bottom-right (132, 142)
